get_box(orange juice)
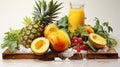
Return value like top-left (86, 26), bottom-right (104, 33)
top-left (68, 8), bottom-right (85, 32)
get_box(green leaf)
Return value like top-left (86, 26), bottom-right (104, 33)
top-left (71, 25), bottom-right (88, 41)
top-left (86, 41), bottom-right (96, 52)
top-left (8, 41), bottom-right (18, 52)
top-left (96, 31), bottom-right (106, 38)
top-left (93, 17), bottom-right (117, 47)
top-left (56, 16), bottom-right (69, 32)
top-left (23, 17), bottom-right (32, 26)
top-left (1, 41), bottom-right (9, 48)
top-left (94, 17), bottom-right (100, 23)
top-left (103, 22), bottom-right (113, 33)
top-left (1, 28), bottom-right (23, 52)
top-left (97, 25), bottom-right (104, 32)
top-left (48, 0), bottom-right (53, 14)
top-left (42, 0), bottom-right (47, 11)
top-left (78, 25), bottom-right (89, 37)
top-left (108, 26), bottom-right (113, 32)
top-left (107, 38), bottom-right (117, 47)
top-left (35, 0), bottom-right (41, 13)
top-left (103, 22), bottom-right (108, 27)
top-left (94, 18), bottom-right (100, 32)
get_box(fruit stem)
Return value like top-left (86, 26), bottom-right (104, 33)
top-left (85, 41), bottom-right (96, 52)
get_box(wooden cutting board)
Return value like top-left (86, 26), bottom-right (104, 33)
top-left (2, 47), bottom-right (119, 60)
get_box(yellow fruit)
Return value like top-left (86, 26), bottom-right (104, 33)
top-left (44, 23), bottom-right (71, 52)
top-left (44, 23), bottom-right (58, 37)
top-left (47, 29), bottom-right (71, 52)
top-left (84, 25), bottom-right (94, 34)
top-left (88, 33), bottom-right (107, 49)
top-left (31, 37), bottom-right (50, 55)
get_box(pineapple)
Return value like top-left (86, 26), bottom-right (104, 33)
top-left (21, 0), bottom-right (62, 48)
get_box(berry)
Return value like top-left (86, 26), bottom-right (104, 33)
top-left (72, 36), bottom-right (79, 42)
top-left (71, 36), bottom-right (84, 47)
top-left (73, 39), bottom-right (78, 43)
top-left (76, 44), bottom-right (87, 52)
top-left (73, 36), bottom-right (78, 40)
top-left (77, 38), bottom-right (83, 43)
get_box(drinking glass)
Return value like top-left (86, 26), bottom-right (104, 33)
top-left (68, 0), bottom-right (85, 32)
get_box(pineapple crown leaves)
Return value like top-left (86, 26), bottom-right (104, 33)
top-left (32, 0), bottom-right (63, 24)
top-left (23, 16), bottom-right (32, 26)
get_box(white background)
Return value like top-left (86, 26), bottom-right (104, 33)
top-left (0, 0), bottom-right (120, 58)
top-left (0, 0), bottom-right (120, 48)
top-left (0, 0), bottom-right (120, 39)
top-left (0, 0), bottom-right (120, 67)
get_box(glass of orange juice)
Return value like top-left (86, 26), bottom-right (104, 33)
top-left (68, 0), bottom-right (85, 32)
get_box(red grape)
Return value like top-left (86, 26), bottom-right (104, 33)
top-left (73, 39), bottom-right (78, 43)
top-left (73, 36), bottom-right (78, 40)
top-left (71, 36), bottom-right (84, 47)
top-left (76, 44), bottom-right (87, 52)
top-left (77, 38), bottom-right (83, 43)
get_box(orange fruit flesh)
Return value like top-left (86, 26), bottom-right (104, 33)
top-left (53, 37), bottom-right (67, 52)
top-left (35, 40), bottom-right (45, 50)
top-left (92, 35), bottom-right (105, 45)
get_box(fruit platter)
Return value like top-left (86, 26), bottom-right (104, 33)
top-left (1, 0), bottom-right (118, 60)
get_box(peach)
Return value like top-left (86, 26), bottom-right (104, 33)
top-left (44, 23), bottom-right (58, 37)
top-left (85, 25), bottom-right (94, 34)
top-left (47, 29), bottom-right (71, 52)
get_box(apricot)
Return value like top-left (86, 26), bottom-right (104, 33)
top-left (44, 23), bottom-right (58, 37)
top-left (47, 29), bottom-right (71, 52)
top-left (85, 25), bottom-right (94, 34)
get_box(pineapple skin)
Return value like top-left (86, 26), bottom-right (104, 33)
top-left (21, 22), bottom-right (44, 48)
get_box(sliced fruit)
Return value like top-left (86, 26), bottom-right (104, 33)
top-left (31, 37), bottom-right (50, 55)
top-left (47, 29), bottom-right (71, 52)
top-left (88, 33), bottom-right (107, 49)
top-left (44, 23), bottom-right (58, 37)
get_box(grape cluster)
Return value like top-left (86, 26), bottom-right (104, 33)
top-left (71, 36), bottom-right (87, 52)
top-left (71, 36), bottom-right (83, 46)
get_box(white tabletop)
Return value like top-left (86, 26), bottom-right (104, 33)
top-left (0, 59), bottom-right (120, 67)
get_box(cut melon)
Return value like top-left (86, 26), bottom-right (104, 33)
top-left (31, 37), bottom-right (50, 55)
top-left (88, 33), bottom-right (107, 49)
